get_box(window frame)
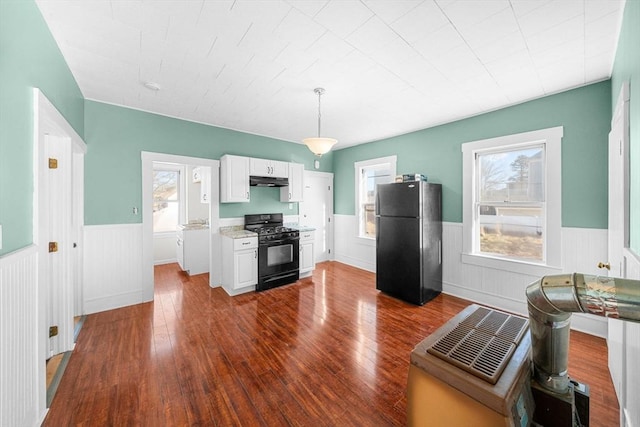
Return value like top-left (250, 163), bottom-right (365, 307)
top-left (461, 127), bottom-right (563, 275)
top-left (152, 163), bottom-right (186, 236)
top-left (354, 155), bottom-right (397, 240)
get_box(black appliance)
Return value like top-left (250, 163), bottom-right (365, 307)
top-left (249, 175), bottom-right (289, 187)
top-left (375, 181), bottom-right (442, 305)
top-left (244, 213), bottom-right (299, 291)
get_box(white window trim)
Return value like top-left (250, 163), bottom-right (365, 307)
top-left (354, 155), bottom-right (397, 241)
top-left (153, 162), bottom-right (186, 236)
top-left (461, 126), bottom-right (563, 276)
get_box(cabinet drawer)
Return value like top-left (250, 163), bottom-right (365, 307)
top-left (300, 231), bottom-right (314, 241)
top-left (233, 237), bottom-right (258, 251)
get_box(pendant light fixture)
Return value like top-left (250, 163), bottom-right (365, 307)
top-left (303, 87), bottom-right (337, 156)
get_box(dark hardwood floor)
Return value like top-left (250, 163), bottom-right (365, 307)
top-left (44, 262), bottom-right (618, 426)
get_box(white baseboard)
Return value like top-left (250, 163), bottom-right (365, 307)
top-left (84, 224), bottom-right (144, 314)
top-left (84, 289), bottom-right (145, 314)
top-left (333, 216), bottom-right (609, 338)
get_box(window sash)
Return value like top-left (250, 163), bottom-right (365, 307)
top-left (153, 169), bottom-right (182, 233)
top-left (354, 156), bottom-right (396, 239)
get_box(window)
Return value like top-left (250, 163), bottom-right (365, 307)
top-left (355, 156), bottom-right (397, 238)
top-left (462, 127), bottom-right (562, 271)
top-left (153, 164), bottom-right (184, 233)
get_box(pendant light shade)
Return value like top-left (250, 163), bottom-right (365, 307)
top-left (303, 88), bottom-right (337, 156)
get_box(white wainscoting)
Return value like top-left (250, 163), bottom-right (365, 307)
top-left (334, 214), bottom-right (376, 272)
top-left (153, 234), bottom-right (177, 265)
top-left (0, 246), bottom-right (45, 427)
top-left (333, 216), bottom-right (609, 337)
top-left (84, 224), bottom-right (144, 314)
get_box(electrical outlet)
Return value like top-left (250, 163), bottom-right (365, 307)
top-left (133, 207), bottom-right (139, 215)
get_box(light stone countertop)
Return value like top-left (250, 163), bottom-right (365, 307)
top-left (219, 226), bottom-right (257, 239)
top-left (285, 223), bottom-right (316, 232)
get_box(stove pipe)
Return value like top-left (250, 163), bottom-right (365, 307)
top-left (526, 273), bottom-right (640, 393)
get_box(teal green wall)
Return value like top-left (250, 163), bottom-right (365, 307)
top-left (611, 0), bottom-right (640, 254)
top-left (0, 0), bottom-right (84, 256)
top-left (334, 81), bottom-right (611, 229)
top-left (84, 101), bottom-right (332, 224)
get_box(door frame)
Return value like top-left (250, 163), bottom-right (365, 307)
top-left (606, 81), bottom-right (630, 426)
top-left (33, 88), bottom-right (86, 406)
top-left (141, 152), bottom-right (221, 300)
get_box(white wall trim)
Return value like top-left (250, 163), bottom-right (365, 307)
top-left (0, 245), bottom-right (43, 427)
top-left (334, 215), bottom-right (608, 337)
top-left (84, 289), bottom-right (145, 314)
top-left (461, 126), bottom-right (563, 269)
top-left (142, 152), bottom-right (221, 301)
top-left (83, 224), bottom-right (143, 314)
top-left (0, 243), bottom-right (37, 265)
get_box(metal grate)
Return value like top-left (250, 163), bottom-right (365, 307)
top-left (427, 307), bottom-right (528, 384)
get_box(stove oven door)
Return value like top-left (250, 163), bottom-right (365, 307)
top-left (258, 237), bottom-right (300, 290)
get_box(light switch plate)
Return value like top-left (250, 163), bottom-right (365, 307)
top-left (0, 224), bottom-right (3, 250)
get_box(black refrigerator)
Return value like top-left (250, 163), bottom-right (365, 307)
top-left (375, 181), bottom-right (442, 305)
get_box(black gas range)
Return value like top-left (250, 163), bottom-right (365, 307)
top-left (244, 213), bottom-right (300, 291)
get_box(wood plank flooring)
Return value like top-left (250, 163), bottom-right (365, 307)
top-left (44, 262), bottom-right (618, 426)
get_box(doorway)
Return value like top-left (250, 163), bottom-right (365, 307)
top-left (34, 89), bottom-right (86, 408)
top-left (299, 171), bottom-right (334, 263)
top-left (141, 152), bottom-right (221, 300)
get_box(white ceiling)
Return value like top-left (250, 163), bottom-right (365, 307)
top-left (35, 0), bottom-right (625, 149)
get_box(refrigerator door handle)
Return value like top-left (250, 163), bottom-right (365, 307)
top-left (438, 239), bottom-right (442, 265)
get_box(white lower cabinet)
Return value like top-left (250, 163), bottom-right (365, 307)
top-left (222, 235), bottom-right (258, 295)
top-left (177, 227), bottom-right (210, 275)
top-left (299, 230), bottom-right (315, 277)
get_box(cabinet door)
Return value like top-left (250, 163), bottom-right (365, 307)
top-left (200, 168), bottom-right (210, 203)
top-left (192, 167), bottom-right (202, 183)
top-left (177, 237), bottom-right (185, 270)
top-left (249, 158), bottom-right (270, 176)
top-left (281, 163), bottom-right (304, 202)
top-left (300, 242), bottom-right (314, 273)
top-left (270, 160), bottom-right (289, 178)
top-left (221, 155), bottom-right (250, 203)
top-left (250, 158), bottom-right (288, 178)
top-left (235, 248), bottom-right (258, 288)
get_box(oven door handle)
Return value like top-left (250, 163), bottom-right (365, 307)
top-left (262, 237), bottom-right (300, 245)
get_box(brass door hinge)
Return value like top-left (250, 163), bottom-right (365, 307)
top-left (49, 326), bottom-right (58, 338)
top-left (48, 158), bottom-right (58, 169)
top-left (49, 242), bottom-right (58, 253)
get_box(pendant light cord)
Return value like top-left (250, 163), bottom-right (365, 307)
top-left (317, 90), bottom-right (322, 138)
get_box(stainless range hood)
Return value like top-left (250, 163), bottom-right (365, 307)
top-left (249, 175), bottom-right (289, 187)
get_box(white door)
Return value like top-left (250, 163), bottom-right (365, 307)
top-left (607, 82), bottom-right (629, 424)
top-left (43, 135), bottom-right (75, 358)
top-left (299, 171), bottom-right (334, 263)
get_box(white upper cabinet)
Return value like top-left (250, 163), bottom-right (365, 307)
top-left (250, 158), bottom-right (288, 178)
top-left (192, 167), bottom-right (202, 183)
top-left (200, 167), bottom-right (210, 203)
top-left (220, 154), bottom-right (250, 203)
top-left (280, 162), bottom-right (304, 202)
